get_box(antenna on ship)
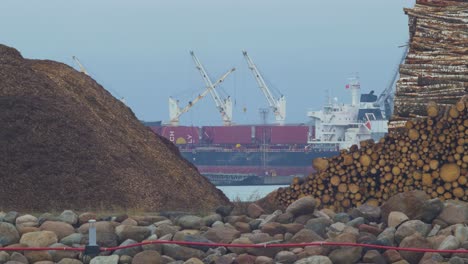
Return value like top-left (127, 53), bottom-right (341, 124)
top-left (259, 108), bottom-right (269, 125)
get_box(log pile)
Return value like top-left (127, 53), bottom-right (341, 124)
top-left (277, 96), bottom-right (467, 211)
top-left (393, 0), bottom-right (468, 119)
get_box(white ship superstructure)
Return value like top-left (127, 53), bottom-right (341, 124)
top-left (307, 77), bottom-right (388, 150)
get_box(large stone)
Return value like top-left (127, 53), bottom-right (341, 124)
top-left (260, 222), bottom-right (286, 236)
top-left (437, 202), bottom-right (468, 226)
top-left (184, 257), bottom-right (204, 264)
top-left (141, 234), bottom-right (162, 252)
top-left (395, 220), bottom-right (431, 244)
top-left (48, 242), bottom-right (79, 262)
top-left (0, 251), bottom-right (10, 263)
top-left (274, 250), bottom-right (296, 264)
top-left (3, 211), bottom-right (19, 224)
top-left (162, 244), bottom-right (204, 261)
top-left (115, 225), bottom-right (151, 243)
top-left (40, 221), bottom-right (75, 240)
top-left (289, 229), bottom-right (323, 243)
top-left (10, 252), bottom-right (28, 264)
top-left (420, 198), bottom-right (444, 223)
top-left (259, 210), bottom-right (282, 227)
top-left (0, 222), bottom-right (20, 246)
top-left (203, 226), bottom-right (240, 244)
top-left (285, 197), bottom-right (316, 217)
top-left (20, 231), bottom-right (58, 247)
top-left (89, 255), bottom-right (119, 264)
top-left (24, 251), bottom-right (52, 263)
top-left (454, 224), bottom-right (468, 243)
top-left (60, 233), bottom-right (83, 246)
top-left (59, 211), bottom-right (79, 225)
top-left (255, 256), bottom-right (274, 264)
top-left (215, 205), bottom-right (234, 217)
top-left (293, 255), bottom-right (332, 264)
top-left (351, 204), bottom-right (381, 222)
top-left (78, 221), bottom-right (115, 234)
top-left (228, 237), bottom-right (253, 255)
top-left (112, 239), bottom-right (141, 257)
top-left (377, 227), bottom-right (396, 247)
top-left (438, 235), bottom-right (460, 250)
top-left (15, 214), bottom-right (38, 229)
top-left (155, 224), bottom-right (180, 237)
top-left (177, 215), bottom-right (203, 230)
top-left (173, 232), bottom-right (214, 252)
top-left (380, 191), bottom-right (429, 224)
top-left (399, 233), bottom-right (432, 264)
top-left (328, 247), bottom-right (362, 264)
top-left (382, 249), bottom-right (402, 263)
top-left (362, 250), bottom-right (386, 264)
top-left (78, 212), bottom-right (97, 225)
top-left (235, 254), bottom-right (256, 264)
top-left (388, 211), bottom-right (409, 228)
top-left (247, 204), bottom-right (265, 219)
top-left (202, 214), bottom-right (222, 227)
top-left (282, 223), bottom-right (304, 235)
top-left (57, 258), bottom-right (83, 264)
top-left (131, 250), bottom-right (161, 264)
top-left (304, 217), bottom-right (332, 238)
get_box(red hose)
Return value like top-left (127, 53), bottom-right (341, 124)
top-left (1, 240), bottom-right (467, 254)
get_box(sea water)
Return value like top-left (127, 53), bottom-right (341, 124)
top-left (217, 185), bottom-right (288, 202)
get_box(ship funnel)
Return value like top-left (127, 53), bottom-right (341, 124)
top-left (349, 77), bottom-right (361, 106)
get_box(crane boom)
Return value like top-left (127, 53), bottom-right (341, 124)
top-left (190, 51), bottom-right (233, 126)
top-left (72, 56), bottom-right (89, 75)
top-left (377, 46), bottom-right (409, 119)
top-left (242, 51), bottom-right (286, 124)
top-left (169, 68), bottom-right (235, 126)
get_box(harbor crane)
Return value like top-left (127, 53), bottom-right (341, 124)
top-left (377, 46), bottom-right (409, 119)
top-left (190, 51), bottom-right (234, 126)
top-left (243, 51), bottom-right (286, 125)
top-left (72, 56), bottom-right (89, 76)
top-left (168, 67), bottom-right (236, 126)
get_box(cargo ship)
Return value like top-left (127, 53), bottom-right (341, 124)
top-left (147, 76), bottom-right (388, 185)
top-left (146, 52), bottom-right (391, 185)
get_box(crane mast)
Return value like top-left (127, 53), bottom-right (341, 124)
top-left (72, 56), bottom-right (89, 76)
top-left (243, 51), bottom-right (286, 124)
top-left (377, 46), bottom-right (409, 119)
top-left (190, 51), bottom-right (233, 126)
top-left (169, 67), bottom-right (235, 126)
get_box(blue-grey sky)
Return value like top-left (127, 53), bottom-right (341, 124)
top-left (1, 0), bottom-right (414, 126)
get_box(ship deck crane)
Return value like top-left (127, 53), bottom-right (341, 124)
top-left (243, 51), bottom-right (286, 124)
top-left (190, 51), bottom-right (234, 126)
top-left (169, 67), bottom-right (236, 126)
top-left (72, 56), bottom-right (89, 76)
top-left (377, 46), bottom-right (409, 119)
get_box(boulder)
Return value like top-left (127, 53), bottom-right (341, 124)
top-left (328, 247), bottom-right (362, 264)
top-left (380, 191), bottom-right (429, 224)
top-left (15, 214), bottom-right (38, 229)
top-left (276, 213), bottom-right (294, 224)
top-left (0, 222), bottom-right (20, 246)
top-left (234, 222), bottom-right (251, 233)
top-left (399, 233), bottom-right (432, 264)
top-left (184, 257), bottom-right (204, 264)
top-left (438, 235), bottom-right (460, 251)
top-left (228, 237), bottom-right (253, 255)
top-left (0, 251), bottom-right (10, 263)
top-left (304, 217), bottom-right (332, 238)
top-left (202, 214), bottom-right (222, 227)
top-left (377, 227), bottom-right (396, 247)
top-left (10, 252), bottom-right (28, 264)
top-left (57, 258), bottom-right (83, 264)
top-left (215, 205), bottom-right (234, 217)
top-left (78, 221), bottom-right (115, 234)
top-left (203, 226), bottom-right (240, 244)
top-left (177, 215), bottom-right (203, 230)
top-left (454, 224), bottom-right (468, 243)
top-left (247, 204), bottom-right (265, 219)
top-left (155, 224), bottom-right (181, 237)
top-left (40, 221), bottom-right (75, 240)
top-left (115, 225), bottom-right (151, 243)
top-left (282, 223), bottom-right (304, 235)
top-left (388, 211), bottom-right (409, 228)
top-left (362, 250), bottom-right (386, 264)
top-left (285, 197), bottom-right (316, 217)
top-left (131, 250), bottom-right (161, 264)
top-left (60, 233), bottom-right (83, 246)
top-left (333, 213), bottom-right (351, 223)
top-left (260, 222), bottom-right (286, 236)
top-left (382, 249), bottom-right (402, 263)
top-left (59, 211), bottom-right (79, 225)
top-left (24, 251), bottom-right (52, 263)
top-left (3, 212), bottom-right (19, 224)
top-left (235, 254), bottom-right (256, 264)
top-left (162, 244), bottom-right (204, 261)
top-left (78, 212), bottom-right (97, 225)
top-left (293, 255), bottom-right (332, 264)
top-left (20, 231), bottom-right (58, 247)
top-left (48, 243), bottom-right (79, 262)
top-left (112, 239), bottom-right (141, 257)
top-left (121, 218), bottom-right (138, 226)
top-left (437, 202), bottom-right (468, 226)
top-left (289, 229), bottom-right (323, 243)
top-left (274, 250), bottom-right (296, 264)
top-left (90, 255), bottom-right (119, 264)
top-left (395, 220), bottom-right (431, 244)
top-left (255, 256), bottom-right (274, 264)
top-left (353, 204), bottom-right (381, 222)
top-left (141, 234), bottom-right (162, 252)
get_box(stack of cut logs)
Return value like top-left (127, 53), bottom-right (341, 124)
top-left (277, 0), bottom-right (468, 211)
top-left (277, 97), bottom-right (467, 211)
top-left (393, 0), bottom-right (468, 119)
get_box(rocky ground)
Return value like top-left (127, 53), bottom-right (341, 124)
top-left (0, 191), bottom-right (467, 264)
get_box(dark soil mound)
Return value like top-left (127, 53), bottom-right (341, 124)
top-left (0, 44), bottom-right (230, 212)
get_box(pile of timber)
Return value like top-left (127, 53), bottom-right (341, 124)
top-left (277, 96), bottom-right (467, 211)
top-left (393, 0), bottom-right (468, 119)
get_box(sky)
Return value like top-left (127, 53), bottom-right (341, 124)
top-left (0, 0), bottom-right (415, 126)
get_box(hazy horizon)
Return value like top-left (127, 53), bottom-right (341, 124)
top-left (1, 0), bottom-right (415, 126)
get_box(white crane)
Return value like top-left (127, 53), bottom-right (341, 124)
top-left (72, 56), bottom-right (89, 76)
top-left (190, 51), bottom-right (233, 126)
top-left (168, 67), bottom-right (236, 126)
top-left (243, 51), bottom-right (286, 124)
